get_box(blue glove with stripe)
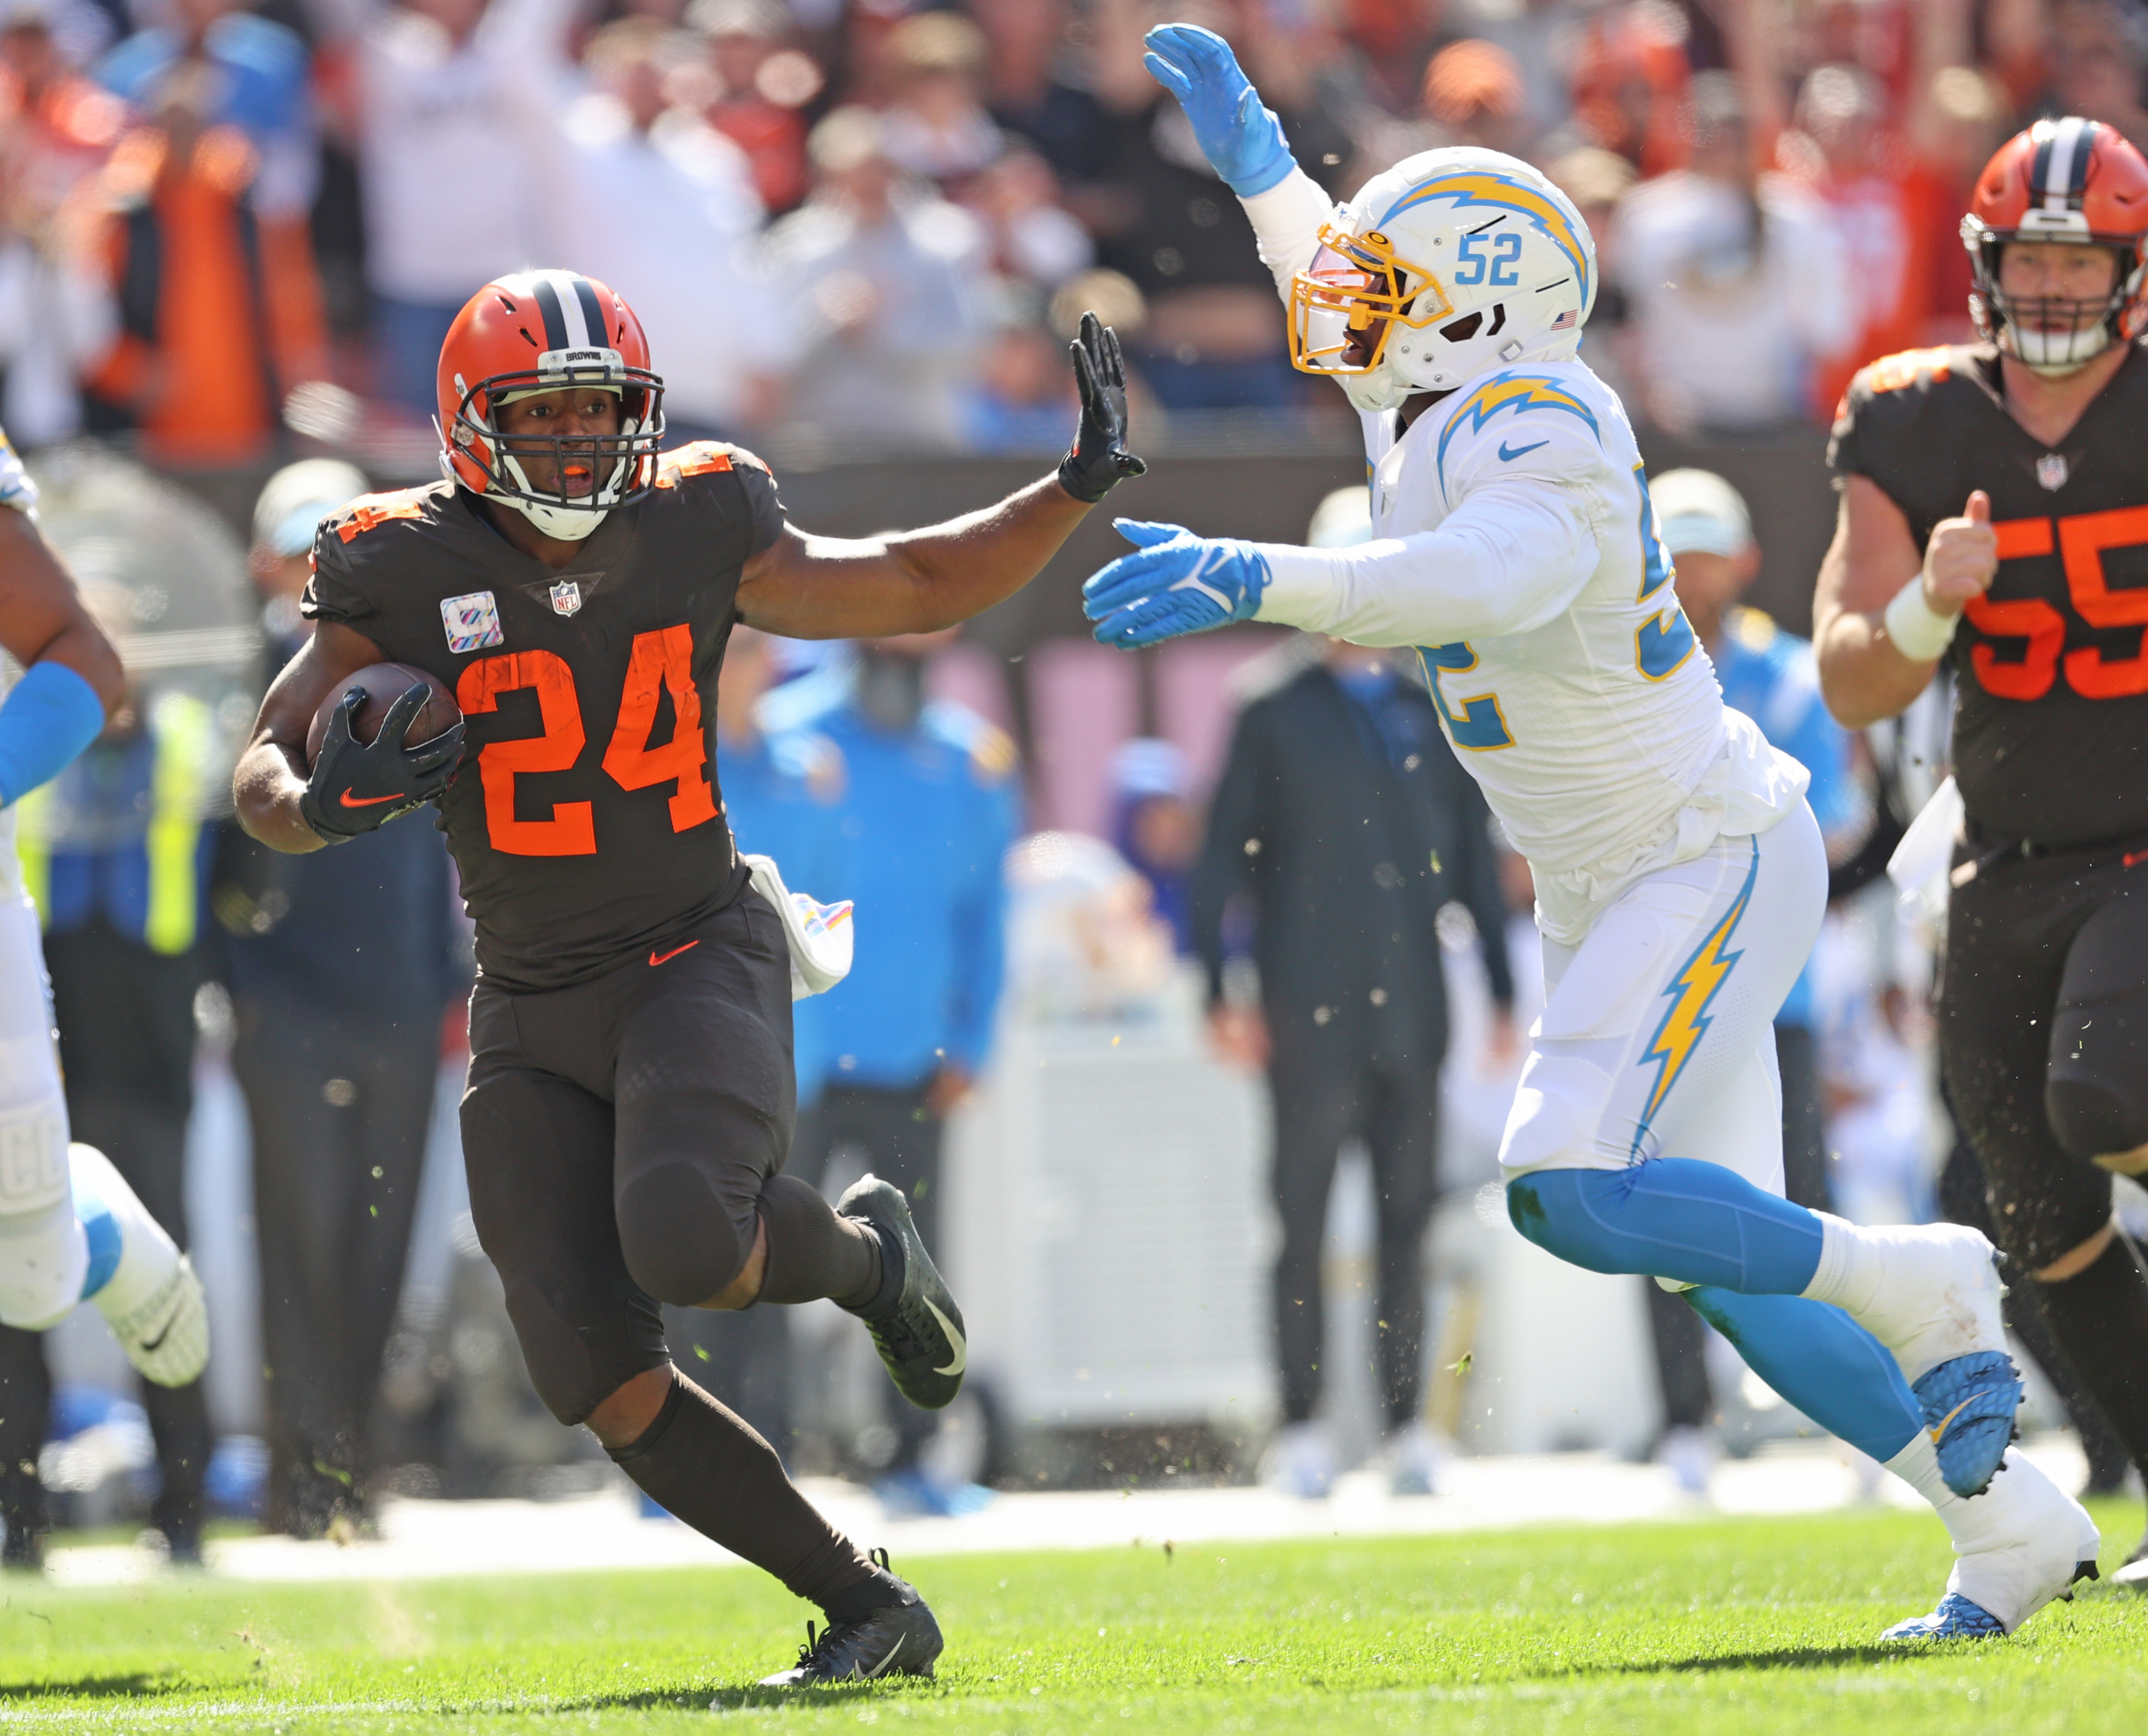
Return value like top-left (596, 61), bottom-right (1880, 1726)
top-left (1143, 24), bottom-right (1296, 198)
top-left (1084, 520), bottom-right (1271, 648)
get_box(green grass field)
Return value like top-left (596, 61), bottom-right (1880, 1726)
top-left (2, 1500), bottom-right (2143, 1733)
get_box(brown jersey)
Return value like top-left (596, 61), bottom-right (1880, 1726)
top-left (1829, 342), bottom-right (2148, 849)
top-left (302, 443), bottom-right (785, 991)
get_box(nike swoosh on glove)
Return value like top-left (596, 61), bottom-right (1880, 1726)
top-left (299, 684), bottom-right (465, 842)
top-left (1083, 520), bottom-right (1271, 648)
top-left (1142, 23), bottom-right (1296, 197)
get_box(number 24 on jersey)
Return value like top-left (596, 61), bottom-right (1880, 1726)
top-left (454, 624), bottom-right (716, 855)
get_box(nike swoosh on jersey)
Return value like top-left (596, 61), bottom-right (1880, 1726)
top-left (1497, 438), bottom-right (1550, 462)
top-left (648, 941), bottom-right (701, 967)
top-left (338, 789), bottom-right (405, 808)
top-left (924, 1297), bottom-right (967, 1377)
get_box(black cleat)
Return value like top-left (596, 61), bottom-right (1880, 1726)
top-left (838, 1174), bottom-right (966, 1411)
top-left (758, 1580), bottom-right (944, 1686)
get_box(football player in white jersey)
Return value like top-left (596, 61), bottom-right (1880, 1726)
top-left (1087, 24), bottom-right (2098, 1641)
top-left (0, 434), bottom-right (208, 1410)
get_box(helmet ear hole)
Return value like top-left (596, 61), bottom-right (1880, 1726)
top-left (1440, 312), bottom-right (1484, 342)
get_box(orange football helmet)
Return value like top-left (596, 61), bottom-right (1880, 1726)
top-left (436, 269), bottom-right (665, 540)
top-left (1962, 116), bottom-right (2148, 374)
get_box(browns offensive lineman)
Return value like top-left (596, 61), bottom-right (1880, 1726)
top-left (1816, 117), bottom-right (2148, 1582)
top-left (233, 270), bottom-right (1145, 1681)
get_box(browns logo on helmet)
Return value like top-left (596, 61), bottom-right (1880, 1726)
top-left (435, 269), bottom-right (666, 541)
top-left (1962, 115), bottom-right (2148, 375)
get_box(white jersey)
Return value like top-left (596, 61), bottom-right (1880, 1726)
top-left (1237, 180), bottom-right (1805, 943)
top-left (0, 428), bottom-right (36, 901)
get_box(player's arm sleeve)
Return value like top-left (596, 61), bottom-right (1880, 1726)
top-left (734, 456), bottom-right (788, 559)
top-left (1238, 166), bottom-right (1338, 303)
top-left (945, 771), bottom-right (1018, 1076)
top-left (1189, 705), bottom-right (1268, 1005)
top-left (299, 529), bottom-right (377, 628)
top-left (1254, 461), bottom-right (1600, 646)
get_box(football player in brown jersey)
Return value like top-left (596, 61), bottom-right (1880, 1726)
top-left (1816, 117), bottom-right (2148, 1589)
top-left (233, 269), bottom-right (1145, 1681)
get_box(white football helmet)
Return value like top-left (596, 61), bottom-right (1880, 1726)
top-left (1290, 147), bottom-right (1597, 412)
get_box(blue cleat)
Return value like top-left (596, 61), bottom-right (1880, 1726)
top-left (1880, 1592), bottom-right (2007, 1641)
top-left (1913, 1350), bottom-right (2024, 1498)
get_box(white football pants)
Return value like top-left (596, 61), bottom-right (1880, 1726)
top-left (0, 891), bottom-right (84, 1328)
top-left (1498, 803), bottom-right (1828, 1194)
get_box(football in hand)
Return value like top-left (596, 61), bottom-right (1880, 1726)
top-left (306, 663), bottom-right (461, 769)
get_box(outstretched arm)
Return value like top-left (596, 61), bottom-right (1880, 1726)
top-left (1144, 23), bottom-right (1333, 298)
top-left (1085, 470), bottom-right (1598, 649)
top-left (734, 314), bottom-right (1144, 640)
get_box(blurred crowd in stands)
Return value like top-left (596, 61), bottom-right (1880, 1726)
top-left (0, 0), bottom-right (2138, 486)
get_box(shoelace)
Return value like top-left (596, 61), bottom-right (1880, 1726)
top-left (789, 1551), bottom-right (903, 1673)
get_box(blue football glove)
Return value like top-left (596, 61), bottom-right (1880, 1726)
top-left (1084, 520), bottom-right (1272, 648)
top-left (1143, 24), bottom-right (1295, 197)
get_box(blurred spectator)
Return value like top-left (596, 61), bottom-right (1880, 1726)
top-left (659, 623), bottom-right (847, 1465)
top-left (1193, 627), bottom-right (1513, 1501)
top-left (757, 104), bottom-right (990, 448)
top-left (1902, 63), bottom-right (2012, 345)
top-left (1784, 64), bottom-right (1918, 415)
top-left (1419, 38), bottom-right (1528, 157)
top-left (1545, 145), bottom-right (1637, 401)
top-left (1086, 0), bottom-right (1350, 412)
top-left (876, 10), bottom-right (998, 188)
top-left (2049, 0), bottom-right (2148, 158)
top-left (95, 0), bottom-right (315, 217)
top-left (1611, 71), bottom-right (1855, 432)
top-left (78, 66), bottom-right (328, 518)
top-left (1640, 466), bottom-right (1860, 1494)
top-left (353, 0), bottom-right (574, 413)
top-left (212, 459), bottom-right (467, 1537)
top-left (529, 15), bottom-right (778, 439)
top-left (6, 590), bottom-right (218, 1565)
top-left (1108, 737), bottom-right (1196, 955)
top-left (1565, 0), bottom-right (1692, 177)
top-left (0, 3), bottom-right (120, 444)
top-left (787, 632), bottom-right (1017, 1516)
top-left (971, 0), bottom-right (1108, 189)
top-left (957, 316), bottom-right (1073, 452)
top-left (693, 0), bottom-right (816, 214)
top-left (964, 148), bottom-right (1092, 289)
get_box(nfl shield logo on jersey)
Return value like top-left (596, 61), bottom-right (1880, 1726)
top-left (441, 590), bottom-right (503, 654)
top-left (2037, 453), bottom-right (2069, 492)
top-left (550, 579), bottom-right (583, 617)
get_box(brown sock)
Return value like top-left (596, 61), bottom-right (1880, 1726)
top-left (2035, 1229), bottom-right (2148, 1484)
top-left (607, 1370), bottom-right (899, 1613)
top-left (755, 1174), bottom-right (880, 1307)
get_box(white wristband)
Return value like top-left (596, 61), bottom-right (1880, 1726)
top-left (1882, 577), bottom-right (1961, 663)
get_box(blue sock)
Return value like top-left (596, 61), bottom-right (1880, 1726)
top-left (1685, 1288), bottom-right (1921, 1461)
top-left (1505, 1161), bottom-right (1824, 1294)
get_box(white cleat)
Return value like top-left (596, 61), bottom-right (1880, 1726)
top-left (1885, 1446), bottom-right (2100, 1640)
top-left (104, 1253), bottom-right (208, 1388)
top-left (1843, 1222), bottom-right (2009, 1386)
